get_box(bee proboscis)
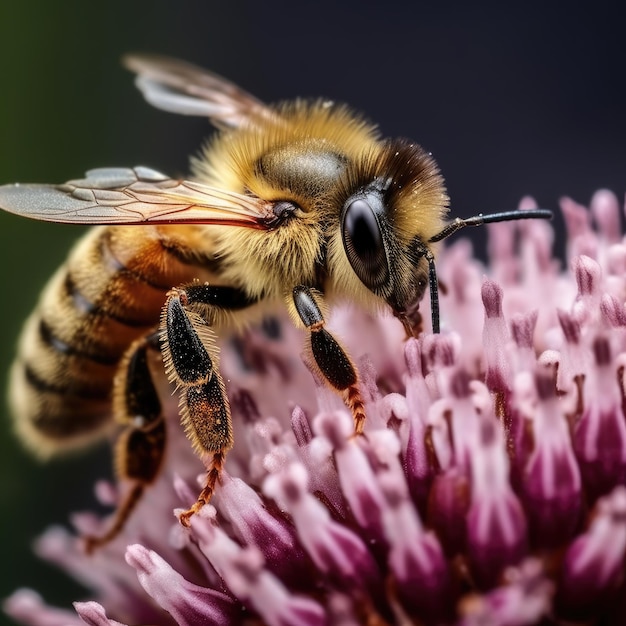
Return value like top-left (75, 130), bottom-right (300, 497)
top-left (0, 54), bottom-right (551, 551)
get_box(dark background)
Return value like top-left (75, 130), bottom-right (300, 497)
top-left (0, 1), bottom-right (624, 623)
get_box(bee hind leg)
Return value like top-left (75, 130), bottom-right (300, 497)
top-left (162, 284), bottom-right (257, 526)
top-left (291, 285), bottom-right (366, 435)
top-left (83, 333), bottom-right (165, 553)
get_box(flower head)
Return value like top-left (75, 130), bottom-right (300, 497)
top-left (6, 191), bottom-right (626, 625)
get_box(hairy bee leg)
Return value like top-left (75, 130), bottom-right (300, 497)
top-left (84, 334), bottom-right (165, 553)
top-left (176, 375), bottom-right (231, 527)
top-left (162, 284), bottom-right (256, 526)
top-left (292, 285), bottom-right (366, 435)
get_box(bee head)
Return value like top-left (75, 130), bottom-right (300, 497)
top-left (337, 139), bottom-right (448, 335)
top-left (337, 139), bottom-right (553, 334)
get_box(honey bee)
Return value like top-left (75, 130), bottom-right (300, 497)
top-left (0, 54), bottom-right (551, 551)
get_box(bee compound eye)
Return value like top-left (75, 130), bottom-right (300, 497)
top-left (341, 196), bottom-right (389, 290)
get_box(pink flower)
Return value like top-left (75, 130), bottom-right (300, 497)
top-left (6, 190), bottom-right (626, 625)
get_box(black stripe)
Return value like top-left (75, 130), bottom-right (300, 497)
top-left (38, 319), bottom-right (120, 366)
top-left (31, 402), bottom-right (111, 439)
top-left (23, 362), bottom-right (110, 400)
top-left (158, 237), bottom-right (224, 273)
top-left (63, 272), bottom-right (158, 329)
top-left (32, 408), bottom-right (110, 439)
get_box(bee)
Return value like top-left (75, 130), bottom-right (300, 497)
top-left (0, 54), bottom-right (551, 551)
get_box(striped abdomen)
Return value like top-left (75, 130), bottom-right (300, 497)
top-left (9, 224), bottom-right (208, 458)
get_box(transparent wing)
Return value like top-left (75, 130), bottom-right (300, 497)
top-left (123, 53), bottom-right (278, 129)
top-left (0, 166), bottom-right (274, 227)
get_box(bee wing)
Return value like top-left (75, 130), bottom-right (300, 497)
top-left (123, 53), bottom-right (277, 129)
top-left (0, 166), bottom-right (275, 227)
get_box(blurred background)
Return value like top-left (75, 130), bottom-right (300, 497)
top-left (0, 1), bottom-right (624, 623)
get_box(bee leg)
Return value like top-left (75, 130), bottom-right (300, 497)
top-left (176, 376), bottom-right (230, 528)
top-left (292, 285), bottom-right (366, 435)
top-left (162, 285), bottom-right (256, 526)
top-left (83, 333), bottom-right (165, 553)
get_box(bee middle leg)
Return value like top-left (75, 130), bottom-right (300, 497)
top-left (83, 332), bottom-right (165, 553)
top-left (292, 285), bottom-right (366, 435)
top-left (161, 283), bottom-right (257, 526)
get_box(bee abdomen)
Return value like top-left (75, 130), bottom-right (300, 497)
top-left (9, 356), bottom-right (113, 458)
top-left (10, 225), bottom-right (202, 458)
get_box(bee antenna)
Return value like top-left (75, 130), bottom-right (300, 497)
top-left (426, 208), bottom-right (553, 333)
top-left (428, 208), bottom-right (553, 244)
top-left (425, 249), bottom-right (441, 334)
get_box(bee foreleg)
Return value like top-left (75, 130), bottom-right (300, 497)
top-left (84, 333), bottom-right (165, 553)
top-left (292, 285), bottom-right (366, 435)
top-left (161, 285), bottom-right (255, 526)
